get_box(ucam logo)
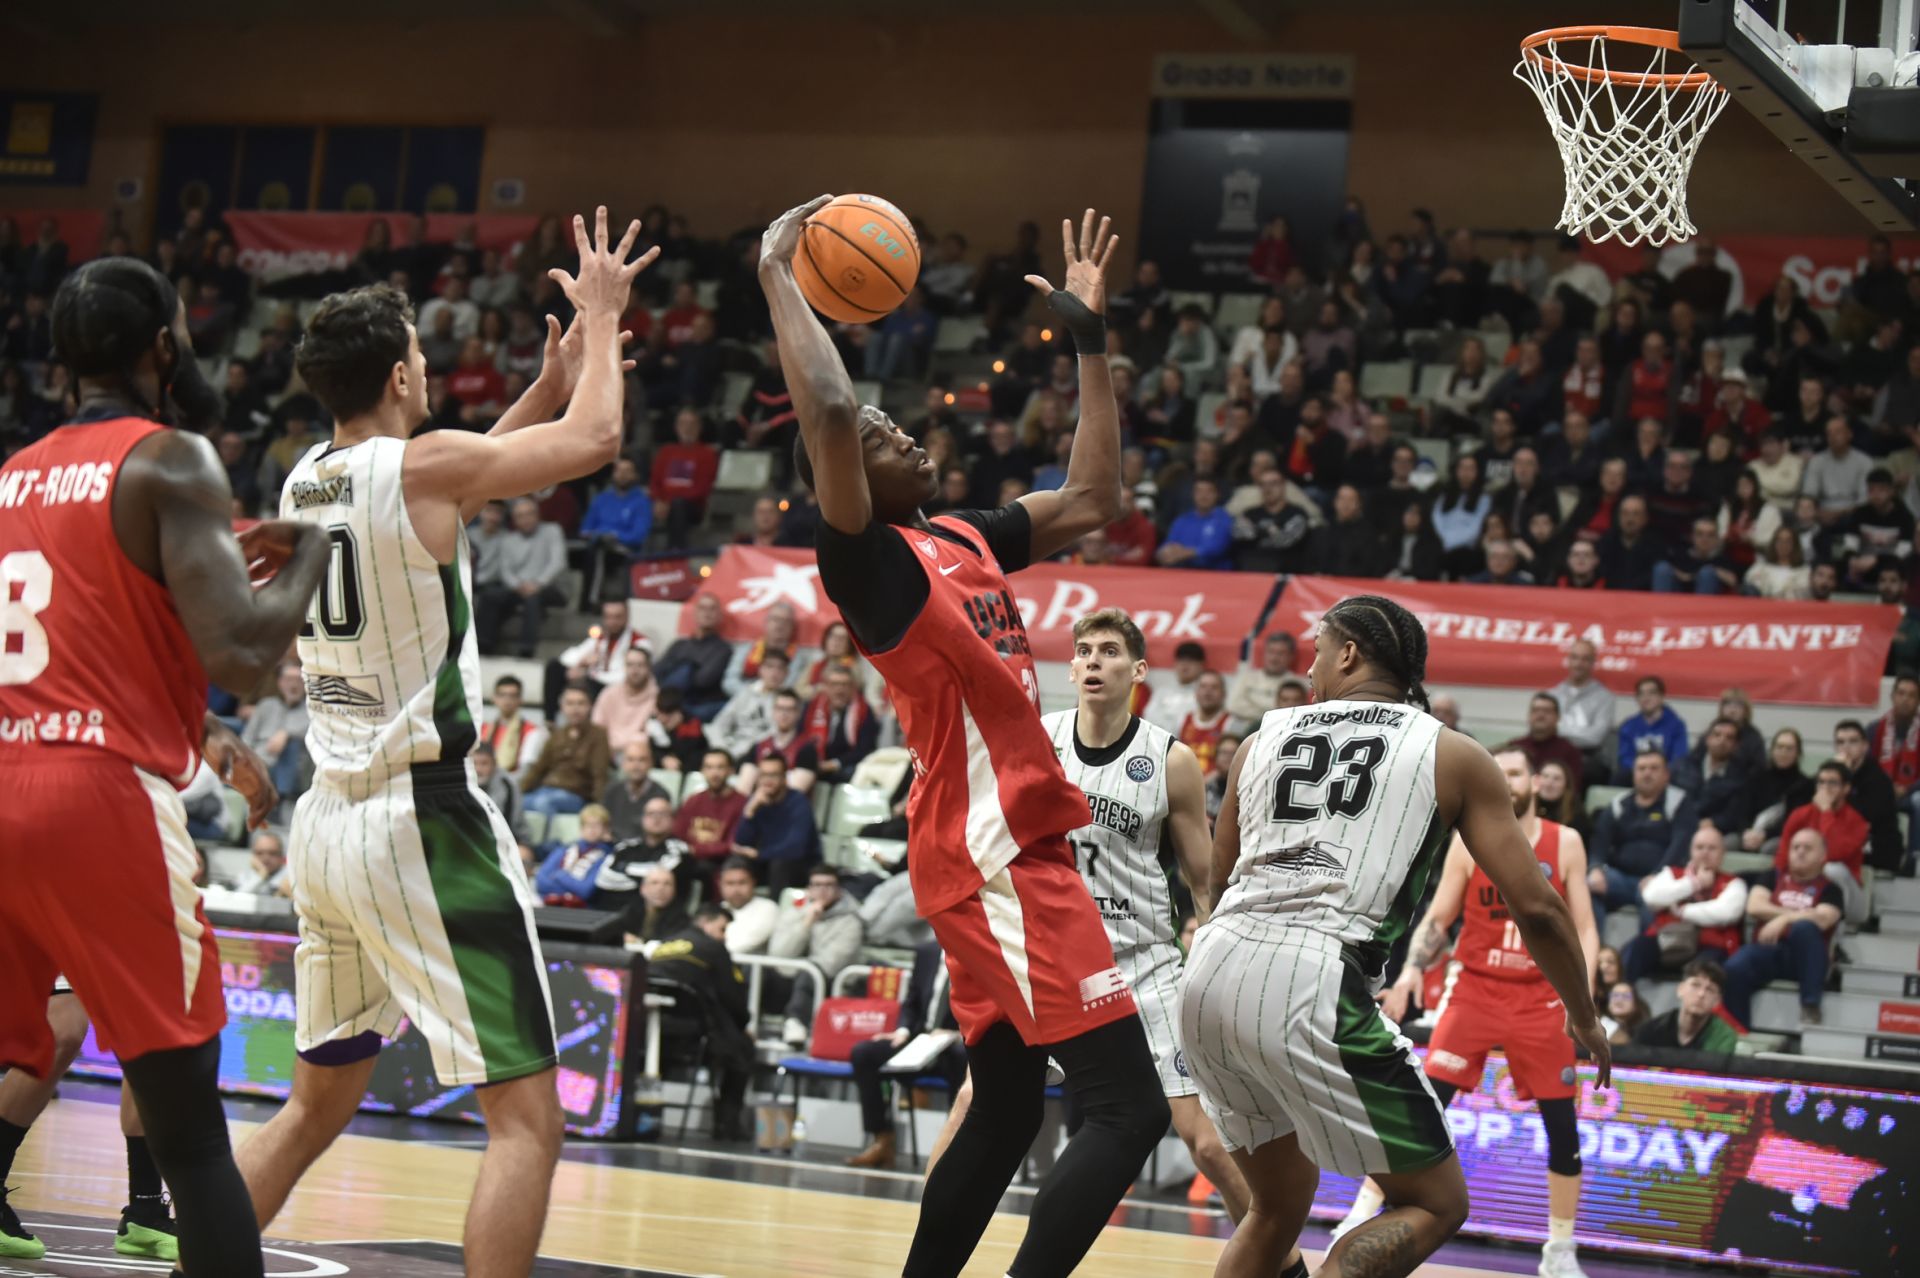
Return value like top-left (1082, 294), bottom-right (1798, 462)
top-left (860, 221), bottom-right (908, 259)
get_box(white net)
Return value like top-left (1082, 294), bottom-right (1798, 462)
top-left (1515, 30), bottom-right (1731, 247)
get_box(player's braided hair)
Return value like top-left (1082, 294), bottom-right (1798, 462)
top-left (1319, 594), bottom-right (1431, 712)
top-left (50, 257), bottom-right (180, 418)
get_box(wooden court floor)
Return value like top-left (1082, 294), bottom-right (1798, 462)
top-left (13, 1094), bottom-right (1546, 1277)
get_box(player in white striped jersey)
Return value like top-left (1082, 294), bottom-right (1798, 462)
top-left (1182, 595), bottom-right (1610, 1278)
top-left (236, 208), bottom-right (653, 1278)
top-left (1041, 607), bottom-right (1258, 1230)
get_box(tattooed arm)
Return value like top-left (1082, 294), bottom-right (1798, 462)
top-left (1377, 837), bottom-right (1471, 1023)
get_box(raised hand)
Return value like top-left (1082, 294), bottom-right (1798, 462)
top-left (760, 195), bottom-right (833, 271)
top-left (538, 312), bottom-right (638, 402)
top-left (1025, 208), bottom-right (1118, 315)
top-left (548, 206), bottom-right (657, 316)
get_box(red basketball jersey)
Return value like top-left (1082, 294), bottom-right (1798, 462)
top-left (0, 417), bottom-right (207, 784)
top-left (1456, 819), bottom-right (1565, 983)
top-left (852, 515), bottom-right (1090, 916)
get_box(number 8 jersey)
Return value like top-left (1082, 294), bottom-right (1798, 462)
top-left (281, 437), bottom-right (480, 792)
top-left (1216, 699), bottom-right (1451, 972)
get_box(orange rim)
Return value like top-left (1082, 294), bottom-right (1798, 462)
top-left (1519, 25), bottom-right (1721, 90)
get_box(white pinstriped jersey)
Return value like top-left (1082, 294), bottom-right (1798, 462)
top-left (281, 437), bottom-right (481, 792)
top-left (1215, 699), bottom-right (1450, 967)
top-left (1043, 710), bottom-right (1177, 955)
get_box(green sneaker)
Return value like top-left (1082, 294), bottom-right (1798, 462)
top-left (0, 1187), bottom-right (45, 1260)
top-left (115, 1198), bottom-right (179, 1262)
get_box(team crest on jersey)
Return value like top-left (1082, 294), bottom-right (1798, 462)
top-left (1539, 860), bottom-right (1555, 878)
top-left (1255, 838), bottom-right (1351, 878)
top-left (1125, 755), bottom-right (1155, 783)
top-left (306, 672), bottom-right (387, 719)
top-left (1173, 1049), bottom-right (1190, 1079)
top-left (914, 536), bottom-right (939, 561)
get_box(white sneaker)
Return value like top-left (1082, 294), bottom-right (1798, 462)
top-left (782, 1017), bottom-right (809, 1047)
top-left (1329, 1210), bottom-right (1370, 1244)
top-left (1538, 1239), bottom-right (1588, 1277)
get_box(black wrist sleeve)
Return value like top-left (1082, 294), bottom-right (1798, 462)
top-left (1046, 290), bottom-right (1107, 356)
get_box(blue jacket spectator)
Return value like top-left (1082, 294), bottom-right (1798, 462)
top-left (1589, 751), bottom-right (1697, 911)
top-left (579, 456), bottom-right (655, 551)
top-left (733, 754), bottom-right (823, 894)
top-left (1617, 675), bottom-right (1690, 776)
top-left (1156, 475), bottom-right (1236, 571)
top-left (533, 805), bottom-right (631, 906)
top-left (1671, 717), bottom-right (1754, 833)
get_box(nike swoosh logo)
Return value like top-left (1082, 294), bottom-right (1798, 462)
top-left (938, 562), bottom-right (961, 576)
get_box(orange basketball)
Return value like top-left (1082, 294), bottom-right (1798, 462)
top-left (792, 193), bottom-right (921, 325)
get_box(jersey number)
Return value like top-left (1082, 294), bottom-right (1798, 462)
top-left (0, 550), bottom-right (53, 686)
top-left (1072, 836), bottom-right (1102, 881)
top-left (1271, 733), bottom-right (1387, 823)
top-left (298, 527), bottom-right (365, 642)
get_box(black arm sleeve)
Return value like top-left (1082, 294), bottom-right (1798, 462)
top-left (945, 504), bottom-right (1034, 574)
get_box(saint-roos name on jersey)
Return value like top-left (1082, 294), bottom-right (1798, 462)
top-left (962, 589), bottom-right (1033, 658)
top-left (1087, 792), bottom-right (1144, 842)
top-left (288, 474), bottom-right (354, 510)
top-left (1293, 704), bottom-right (1408, 730)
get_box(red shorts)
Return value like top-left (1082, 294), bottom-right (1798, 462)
top-left (929, 836), bottom-right (1136, 1047)
top-left (1423, 966), bottom-right (1576, 1102)
top-left (0, 754), bottom-right (225, 1076)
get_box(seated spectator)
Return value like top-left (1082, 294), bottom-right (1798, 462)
top-left (711, 648), bottom-right (789, 760)
top-left (1382, 501), bottom-right (1445, 582)
top-left (1739, 728), bottom-right (1815, 856)
top-left (255, 405), bottom-right (325, 509)
top-left (796, 619), bottom-right (864, 701)
top-left (1146, 642), bottom-right (1208, 733)
top-left (1175, 671), bottom-right (1232, 774)
top-left (846, 940), bottom-right (967, 1169)
top-left (1604, 981), bottom-right (1652, 1044)
top-left (1624, 827), bottom-right (1747, 981)
top-left (472, 743), bottom-right (533, 861)
top-left (1537, 759), bottom-right (1585, 838)
top-left (1617, 676), bottom-right (1688, 778)
top-left (1632, 959), bottom-right (1739, 1051)
top-left (1158, 475), bottom-right (1235, 570)
top-left (1673, 717), bottom-right (1754, 833)
top-left (1775, 762), bottom-right (1871, 924)
top-left (480, 674), bottom-right (547, 784)
top-left (602, 740), bottom-right (671, 843)
top-left (1431, 454), bottom-right (1491, 578)
top-left (1428, 336), bottom-right (1495, 435)
top-left (733, 754), bottom-right (821, 895)
top-left (1803, 416), bottom-right (1874, 524)
top-left (612, 795), bottom-right (693, 892)
top-left (542, 599), bottom-right (651, 719)
top-left (1749, 430), bottom-right (1803, 508)
top-left (714, 856), bottom-right (779, 955)
top-left (804, 665), bottom-right (879, 783)
top-left (418, 273), bottom-right (479, 340)
top-left (1313, 485), bottom-right (1385, 577)
top-left (242, 661), bottom-right (310, 813)
top-left (623, 864), bottom-right (691, 947)
top-left (1744, 525), bottom-right (1812, 600)
top-left (233, 830), bottom-right (289, 897)
top-left (535, 804), bottom-right (630, 906)
top-left (651, 408), bottom-right (720, 549)
top-left (749, 689), bottom-right (821, 793)
top-left (646, 903), bottom-right (753, 1140)
top-left (864, 286), bottom-right (938, 382)
top-left (1723, 830), bottom-right (1845, 1027)
top-left (1230, 470), bottom-right (1315, 574)
top-left (1588, 749), bottom-right (1696, 911)
top-left (1227, 630), bottom-right (1298, 725)
top-left (1498, 692), bottom-right (1585, 793)
top-left (649, 689), bottom-right (710, 773)
top-left (1597, 495), bottom-right (1663, 593)
top-left (592, 648), bottom-right (660, 755)
top-left (1465, 537), bottom-right (1534, 587)
top-left (1612, 331), bottom-right (1678, 436)
top-left (1549, 639), bottom-right (1615, 784)
top-left (521, 686), bottom-right (613, 819)
top-left (1834, 717), bottom-right (1906, 872)
top-left (770, 865), bottom-right (865, 1045)
top-left (1276, 677), bottom-right (1311, 709)
top-left (446, 335), bottom-right (506, 420)
top-left (1653, 517), bottom-right (1739, 595)
top-left (1869, 673), bottom-right (1920, 867)
top-left (1704, 368), bottom-right (1770, 443)
top-left (578, 454), bottom-right (653, 605)
top-left (656, 593), bottom-right (733, 721)
top-left (677, 749), bottom-right (749, 873)
top-left (723, 602), bottom-right (803, 696)
top-left (475, 498), bottom-right (567, 658)
top-left (1164, 303), bottom-right (1220, 389)
top-left (1837, 469), bottom-right (1915, 590)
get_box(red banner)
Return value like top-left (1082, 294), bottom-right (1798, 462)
top-left (1269, 577), bottom-right (1897, 706)
top-left (683, 546), bottom-right (1274, 669)
top-left (1585, 233), bottom-right (1920, 310)
top-left (223, 211), bottom-right (540, 281)
top-left (0, 208), bottom-right (105, 263)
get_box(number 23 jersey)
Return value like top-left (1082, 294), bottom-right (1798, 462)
top-left (1216, 700), bottom-right (1451, 968)
top-left (1042, 710), bottom-right (1177, 956)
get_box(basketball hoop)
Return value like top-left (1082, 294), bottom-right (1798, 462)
top-left (1515, 26), bottom-right (1731, 247)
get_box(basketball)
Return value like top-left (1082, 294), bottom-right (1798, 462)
top-left (791, 193), bottom-right (921, 324)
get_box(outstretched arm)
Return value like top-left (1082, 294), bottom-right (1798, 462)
top-left (758, 195), bottom-right (869, 535)
top-left (1441, 730), bottom-right (1611, 1086)
top-left (1163, 741), bottom-right (1215, 921)
top-left (1017, 210), bottom-right (1127, 561)
top-left (485, 311), bottom-right (640, 440)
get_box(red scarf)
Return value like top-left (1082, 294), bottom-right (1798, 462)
top-left (741, 639), bottom-right (797, 683)
top-left (756, 729), bottom-right (807, 769)
top-left (1876, 713), bottom-right (1920, 790)
top-left (1180, 709), bottom-right (1230, 774)
top-left (806, 653), bottom-right (857, 689)
top-left (803, 691), bottom-right (870, 755)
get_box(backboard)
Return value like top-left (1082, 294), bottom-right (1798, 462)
top-left (1679, 0), bottom-right (1920, 230)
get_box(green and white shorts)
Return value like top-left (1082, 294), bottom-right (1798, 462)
top-left (289, 760), bottom-right (556, 1087)
top-left (1118, 942), bottom-right (1198, 1100)
top-left (1178, 914), bottom-right (1453, 1178)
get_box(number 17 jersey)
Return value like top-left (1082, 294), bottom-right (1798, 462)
top-left (1042, 710), bottom-right (1177, 956)
top-left (281, 437), bottom-right (480, 792)
top-left (1216, 699), bottom-right (1451, 972)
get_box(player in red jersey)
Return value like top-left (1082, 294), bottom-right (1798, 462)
top-left (1343, 748), bottom-right (1602, 1278)
top-left (0, 256), bottom-right (327, 1278)
top-left (761, 200), bottom-right (1171, 1278)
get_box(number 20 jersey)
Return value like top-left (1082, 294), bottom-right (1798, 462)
top-left (1042, 710), bottom-right (1176, 956)
top-left (1216, 699), bottom-right (1451, 971)
top-left (281, 437), bottom-right (481, 792)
